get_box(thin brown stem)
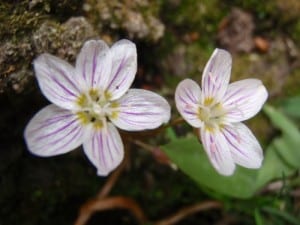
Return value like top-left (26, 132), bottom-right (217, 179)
top-left (154, 201), bottom-right (222, 225)
top-left (155, 117), bottom-right (185, 134)
top-left (74, 195), bottom-right (222, 225)
top-left (167, 117), bottom-right (185, 127)
top-left (74, 146), bottom-right (129, 225)
top-left (131, 139), bottom-right (173, 166)
top-left (132, 139), bottom-right (155, 153)
top-left (97, 160), bottom-right (127, 199)
top-left (74, 196), bottom-right (147, 225)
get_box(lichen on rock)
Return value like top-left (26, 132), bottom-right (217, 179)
top-left (0, 38), bottom-right (34, 93)
top-left (32, 17), bottom-right (97, 61)
top-left (0, 15), bottom-right (96, 94)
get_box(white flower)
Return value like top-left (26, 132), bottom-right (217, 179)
top-left (175, 49), bottom-right (268, 176)
top-left (24, 39), bottom-right (170, 176)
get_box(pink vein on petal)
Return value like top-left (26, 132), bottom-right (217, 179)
top-left (91, 47), bottom-right (99, 86)
top-left (34, 119), bottom-right (77, 142)
top-left (56, 67), bottom-right (80, 93)
top-left (223, 127), bottom-right (248, 157)
top-left (52, 76), bottom-right (77, 97)
top-left (98, 132), bottom-right (107, 169)
top-left (30, 114), bottom-right (74, 134)
top-left (107, 57), bottom-right (126, 89)
top-left (51, 126), bottom-right (82, 154)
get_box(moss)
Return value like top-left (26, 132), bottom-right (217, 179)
top-left (0, 0), bottom-right (83, 41)
top-left (289, 20), bottom-right (300, 43)
top-left (222, 0), bottom-right (300, 45)
top-left (282, 68), bottom-right (300, 97)
top-left (274, 0), bottom-right (300, 44)
top-left (0, 1), bottom-right (46, 40)
top-left (275, 0), bottom-right (300, 22)
top-left (223, 0), bottom-right (277, 20)
top-left (161, 0), bottom-right (224, 40)
top-left (84, 0), bottom-right (164, 42)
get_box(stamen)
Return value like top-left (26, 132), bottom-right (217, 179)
top-left (105, 90), bottom-right (112, 100)
top-left (205, 123), bottom-right (215, 133)
top-left (110, 111), bottom-right (119, 119)
top-left (93, 120), bottom-right (103, 129)
top-left (89, 89), bottom-right (99, 101)
top-left (77, 111), bottom-right (89, 124)
top-left (204, 97), bottom-right (214, 106)
top-left (76, 94), bottom-right (88, 107)
top-left (110, 102), bottom-right (119, 108)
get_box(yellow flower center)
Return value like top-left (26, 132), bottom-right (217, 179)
top-left (197, 97), bottom-right (226, 132)
top-left (75, 89), bottom-right (119, 129)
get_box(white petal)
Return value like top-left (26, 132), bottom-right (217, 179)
top-left (201, 48), bottom-right (232, 103)
top-left (24, 104), bottom-right (86, 157)
top-left (222, 123), bottom-right (263, 168)
top-left (223, 79), bottom-right (268, 122)
top-left (110, 89), bottom-right (171, 131)
top-left (175, 79), bottom-right (203, 127)
top-left (106, 39), bottom-right (137, 100)
top-left (34, 54), bottom-right (80, 110)
top-left (200, 127), bottom-right (235, 176)
top-left (83, 123), bottom-right (124, 176)
top-left (75, 40), bottom-right (112, 90)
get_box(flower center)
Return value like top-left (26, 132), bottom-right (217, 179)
top-left (197, 98), bottom-right (226, 131)
top-left (75, 89), bottom-right (119, 129)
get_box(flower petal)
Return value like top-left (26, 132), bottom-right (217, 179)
top-left (175, 79), bottom-right (203, 127)
top-left (201, 48), bottom-right (232, 103)
top-left (110, 89), bottom-right (171, 131)
top-left (83, 123), bottom-right (124, 176)
top-left (34, 54), bottom-right (80, 110)
top-left (75, 40), bottom-right (112, 91)
top-left (24, 104), bottom-right (86, 157)
top-left (222, 123), bottom-right (263, 168)
top-left (200, 127), bottom-right (235, 176)
top-left (223, 79), bottom-right (268, 122)
top-left (106, 39), bottom-right (137, 100)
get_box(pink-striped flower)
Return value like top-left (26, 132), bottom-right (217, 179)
top-left (24, 39), bottom-right (170, 176)
top-left (175, 49), bottom-right (268, 176)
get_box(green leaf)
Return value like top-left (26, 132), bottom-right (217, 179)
top-left (161, 136), bottom-right (259, 199)
top-left (263, 105), bottom-right (300, 141)
top-left (273, 138), bottom-right (300, 168)
top-left (254, 208), bottom-right (264, 225)
top-left (263, 105), bottom-right (300, 168)
top-left (263, 207), bottom-right (300, 225)
top-left (166, 127), bottom-right (177, 141)
top-left (255, 143), bottom-right (294, 189)
top-left (281, 95), bottom-right (300, 118)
